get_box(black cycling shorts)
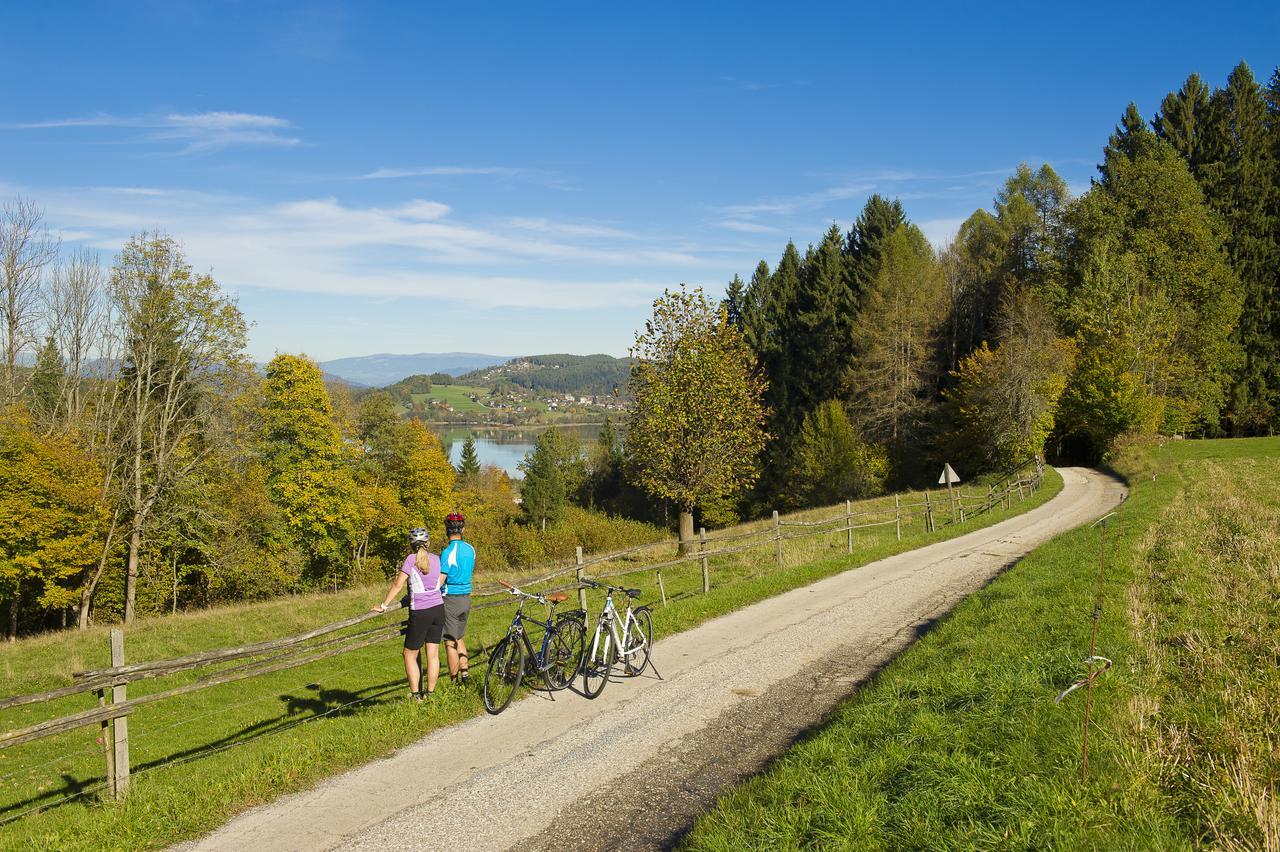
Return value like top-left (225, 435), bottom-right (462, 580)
top-left (404, 605), bottom-right (445, 650)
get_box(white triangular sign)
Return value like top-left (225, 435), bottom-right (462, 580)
top-left (938, 463), bottom-right (961, 485)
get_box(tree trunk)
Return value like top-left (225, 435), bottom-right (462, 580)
top-left (678, 510), bottom-right (695, 556)
top-left (7, 594), bottom-right (17, 642)
top-left (124, 520), bottom-right (141, 624)
top-left (80, 516), bottom-right (118, 630)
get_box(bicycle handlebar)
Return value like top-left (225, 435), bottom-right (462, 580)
top-left (499, 579), bottom-right (546, 604)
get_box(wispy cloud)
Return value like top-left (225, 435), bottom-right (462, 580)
top-left (718, 220), bottom-right (781, 234)
top-left (359, 166), bottom-right (519, 179)
top-left (4, 110), bottom-right (299, 152)
top-left (722, 183), bottom-right (875, 217)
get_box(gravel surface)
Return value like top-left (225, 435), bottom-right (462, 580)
top-left (181, 467), bottom-right (1125, 852)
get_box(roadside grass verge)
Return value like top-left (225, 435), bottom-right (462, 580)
top-left (0, 470), bottom-right (1060, 850)
top-left (682, 437), bottom-right (1279, 851)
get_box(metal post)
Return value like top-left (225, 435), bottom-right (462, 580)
top-left (894, 494), bottom-right (901, 541)
top-left (947, 474), bottom-right (957, 524)
top-left (699, 527), bottom-right (709, 593)
top-left (110, 628), bottom-right (129, 798)
top-left (845, 500), bottom-right (853, 554)
top-left (773, 510), bottom-right (782, 568)
top-left (575, 547), bottom-right (587, 612)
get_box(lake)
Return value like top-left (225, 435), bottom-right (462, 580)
top-left (431, 424), bottom-right (606, 478)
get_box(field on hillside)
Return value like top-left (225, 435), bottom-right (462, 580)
top-left (407, 383), bottom-right (493, 413)
top-left (0, 469), bottom-right (1058, 850)
top-left (684, 437), bottom-right (1280, 851)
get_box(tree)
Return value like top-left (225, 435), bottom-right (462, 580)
top-left (1061, 142), bottom-right (1242, 447)
top-left (723, 274), bottom-right (746, 327)
top-left (0, 409), bottom-right (106, 638)
top-left (1099, 103), bottom-right (1161, 184)
top-left (456, 434), bottom-right (482, 485)
top-left (399, 421), bottom-right (456, 531)
top-left (792, 223), bottom-right (856, 412)
top-left (845, 225), bottom-right (947, 446)
top-left (27, 335), bottom-right (64, 430)
top-left (1155, 73), bottom-right (1215, 176)
top-left (945, 289), bottom-right (1075, 470)
top-left (0, 198), bottom-right (58, 404)
top-left (113, 232), bottom-right (250, 623)
top-left (1197, 63), bottom-right (1279, 433)
top-left (519, 431), bottom-right (567, 530)
top-left (261, 353), bottom-right (359, 586)
top-left (786, 401), bottom-right (888, 508)
top-left (846, 194), bottom-right (906, 305)
top-left (45, 248), bottom-right (110, 429)
top-left (625, 286), bottom-right (768, 548)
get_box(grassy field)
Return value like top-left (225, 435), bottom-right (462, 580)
top-left (407, 383), bottom-right (493, 413)
top-left (0, 468), bottom-right (1059, 850)
top-left (683, 437), bottom-right (1280, 851)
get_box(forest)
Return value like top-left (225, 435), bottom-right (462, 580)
top-left (1, 61), bottom-right (1276, 638)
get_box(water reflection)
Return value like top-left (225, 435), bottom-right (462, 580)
top-left (432, 424), bottom-right (606, 478)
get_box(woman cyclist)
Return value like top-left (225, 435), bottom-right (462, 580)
top-left (372, 528), bottom-right (445, 700)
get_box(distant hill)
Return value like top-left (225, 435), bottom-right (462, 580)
top-left (319, 352), bottom-right (508, 387)
top-left (460, 353), bottom-right (633, 397)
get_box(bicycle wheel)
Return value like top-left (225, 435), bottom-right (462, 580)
top-left (544, 618), bottom-right (585, 691)
top-left (623, 608), bottom-right (653, 676)
top-left (483, 636), bottom-right (525, 715)
top-left (580, 622), bottom-right (616, 699)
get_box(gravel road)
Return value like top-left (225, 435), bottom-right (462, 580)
top-left (182, 466), bottom-right (1125, 852)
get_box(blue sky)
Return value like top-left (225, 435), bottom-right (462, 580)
top-left (2, 2), bottom-right (1276, 362)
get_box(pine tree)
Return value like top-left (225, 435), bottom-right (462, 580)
top-left (723, 274), bottom-right (746, 327)
top-left (28, 335), bottom-right (64, 429)
top-left (1155, 73), bottom-right (1214, 177)
top-left (739, 260), bottom-right (772, 355)
top-left (518, 432), bottom-right (566, 531)
top-left (1099, 103), bottom-right (1161, 184)
top-left (792, 223), bottom-right (855, 411)
top-left (1196, 63), bottom-right (1279, 433)
top-left (457, 434), bottom-right (482, 484)
top-left (846, 195), bottom-right (906, 304)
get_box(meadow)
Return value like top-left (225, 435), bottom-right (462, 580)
top-left (0, 469), bottom-right (1057, 850)
top-left (683, 437), bottom-right (1280, 851)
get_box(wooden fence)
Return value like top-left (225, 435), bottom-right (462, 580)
top-left (0, 457), bottom-right (1044, 804)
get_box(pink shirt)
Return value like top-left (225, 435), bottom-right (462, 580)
top-left (401, 553), bottom-right (442, 610)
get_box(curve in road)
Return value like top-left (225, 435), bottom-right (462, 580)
top-left (183, 467), bottom-right (1126, 852)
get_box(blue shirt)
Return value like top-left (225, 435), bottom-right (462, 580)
top-left (440, 540), bottom-right (476, 595)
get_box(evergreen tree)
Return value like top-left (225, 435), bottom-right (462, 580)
top-left (1197, 63), bottom-right (1279, 433)
top-left (723, 274), bottom-right (746, 327)
top-left (1155, 73), bottom-right (1214, 176)
top-left (28, 335), bottom-right (64, 429)
top-left (518, 431), bottom-right (566, 531)
top-left (846, 195), bottom-right (906, 304)
top-left (1099, 103), bottom-right (1161, 184)
top-left (785, 401), bottom-right (888, 508)
top-left (791, 223), bottom-right (856, 412)
top-left (739, 260), bottom-right (772, 355)
top-left (457, 434), bottom-right (482, 484)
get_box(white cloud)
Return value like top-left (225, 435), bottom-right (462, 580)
top-left (718, 220), bottom-right (781, 234)
top-left (359, 166), bottom-right (517, 179)
top-left (918, 217), bottom-right (968, 249)
top-left (4, 110), bottom-right (299, 152)
top-left (721, 183), bottom-right (875, 217)
top-left (21, 184), bottom-right (739, 310)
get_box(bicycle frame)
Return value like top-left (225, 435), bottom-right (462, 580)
top-left (588, 590), bottom-right (643, 662)
top-left (507, 598), bottom-right (557, 672)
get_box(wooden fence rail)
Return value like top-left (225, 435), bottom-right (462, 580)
top-left (1, 457), bottom-right (1043, 802)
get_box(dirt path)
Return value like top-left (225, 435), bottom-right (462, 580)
top-left (182, 467), bottom-right (1125, 852)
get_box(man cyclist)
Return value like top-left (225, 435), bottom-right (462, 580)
top-left (440, 512), bottom-right (476, 684)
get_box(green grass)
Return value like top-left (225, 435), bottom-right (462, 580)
top-left (682, 437), bottom-right (1280, 851)
top-left (407, 383), bottom-right (493, 413)
top-left (0, 469), bottom-right (1060, 850)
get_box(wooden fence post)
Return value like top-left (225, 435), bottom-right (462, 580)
top-left (845, 500), bottom-right (853, 554)
top-left (895, 494), bottom-right (901, 541)
top-left (98, 686), bottom-right (114, 797)
top-left (576, 547), bottom-right (587, 612)
top-left (700, 527), bottom-right (710, 593)
top-left (109, 628), bottom-right (129, 799)
top-left (986, 485), bottom-right (992, 512)
top-left (925, 491), bottom-right (934, 533)
top-left (1017, 478), bottom-right (1026, 500)
top-left (773, 510), bottom-right (782, 568)
top-left (656, 570), bottom-right (667, 607)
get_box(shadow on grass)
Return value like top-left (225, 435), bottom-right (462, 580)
top-left (0, 676), bottom-right (404, 821)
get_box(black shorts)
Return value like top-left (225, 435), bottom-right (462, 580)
top-left (404, 605), bottom-right (445, 650)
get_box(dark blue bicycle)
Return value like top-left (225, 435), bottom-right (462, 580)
top-left (482, 580), bottom-right (586, 715)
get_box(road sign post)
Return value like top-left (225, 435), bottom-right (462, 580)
top-left (938, 463), bottom-right (961, 524)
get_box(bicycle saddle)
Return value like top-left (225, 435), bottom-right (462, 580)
top-left (545, 592), bottom-right (569, 603)
top-left (624, 588), bottom-right (641, 598)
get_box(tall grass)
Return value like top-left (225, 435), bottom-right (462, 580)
top-left (683, 437), bottom-right (1280, 851)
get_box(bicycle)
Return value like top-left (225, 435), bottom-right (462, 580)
top-left (579, 578), bottom-right (654, 699)
top-left (482, 580), bottom-right (586, 715)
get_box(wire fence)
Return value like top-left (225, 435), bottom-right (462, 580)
top-left (0, 457), bottom-right (1044, 821)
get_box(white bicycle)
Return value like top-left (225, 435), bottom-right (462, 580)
top-left (579, 578), bottom-right (654, 699)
